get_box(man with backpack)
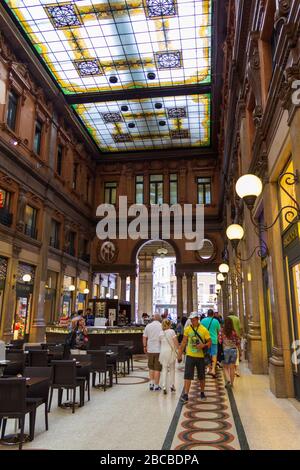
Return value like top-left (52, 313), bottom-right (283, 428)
top-left (178, 312), bottom-right (211, 404)
top-left (201, 309), bottom-right (220, 378)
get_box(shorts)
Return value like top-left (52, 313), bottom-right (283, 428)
top-left (148, 353), bottom-right (162, 372)
top-left (223, 348), bottom-right (237, 365)
top-left (208, 344), bottom-right (218, 357)
top-left (184, 355), bottom-right (205, 381)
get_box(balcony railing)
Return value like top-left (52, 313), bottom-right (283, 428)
top-left (0, 207), bottom-right (13, 227)
top-left (24, 224), bottom-right (37, 239)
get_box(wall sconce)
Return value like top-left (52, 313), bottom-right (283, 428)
top-left (226, 223), bottom-right (268, 261)
top-left (69, 285), bottom-right (76, 292)
top-left (217, 273), bottom-right (225, 283)
top-left (83, 288), bottom-right (90, 295)
top-left (22, 274), bottom-right (32, 283)
top-left (236, 171), bottom-right (300, 231)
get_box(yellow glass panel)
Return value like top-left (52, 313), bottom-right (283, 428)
top-left (280, 160), bottom-right (298, 231)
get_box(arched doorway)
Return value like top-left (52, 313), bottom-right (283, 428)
top-left (136, 240), bottom-right (177, 322)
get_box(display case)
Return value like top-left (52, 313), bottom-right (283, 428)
top-left (87, 299), bottom-right (131, 326)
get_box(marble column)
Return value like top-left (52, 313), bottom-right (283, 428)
top-left (120, 275), bottom-right (127, 301)
top-left (30, 208), bottom-right (52, 343)
top-left (192, 275), bottom-right (198, 311)
top-left (176, 274), bottom-right (183, 319)
top-left (264, 180), bottom-right (294, 397)
top-left (186, 273), bottom-right (193, 314)
top-left (1, 244), bottom-right (21, 342)
top-left (138, 255), bottom-right (153, 317)
top-left (130, 275), bottom-right (136, 322)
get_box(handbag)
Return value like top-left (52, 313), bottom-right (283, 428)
top-left (191, 325), bottom-right (211, 367)
top-left (163, 331), bottom-right (178, 362)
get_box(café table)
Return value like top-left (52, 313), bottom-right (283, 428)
top-left (0, 376), bottom-right (49, 446)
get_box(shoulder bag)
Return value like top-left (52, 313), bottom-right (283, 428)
top-left (191, 325), bottom-right (211, 366)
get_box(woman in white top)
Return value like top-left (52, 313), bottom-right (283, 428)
top-left (159, 319), bottom-right (179, 394)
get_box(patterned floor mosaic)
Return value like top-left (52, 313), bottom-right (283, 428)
top-left (171, 371), bottom-right (240, 450)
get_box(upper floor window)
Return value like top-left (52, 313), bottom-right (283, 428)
top-left (150, 175), bottom-right (163, 205)
top-left (209, 284), bottom-right (215, 295)
top-left (105, 182), bottom-right (117, 205)
top-left (170, 174), bottom-right (178, 205)
top-left (7, 90), bottom-right (19, 131)
top-left (135, 176), bottom-right (144, 204)
top-left (24, 205), bottom-right (38, 239)
top-left (197, 177), bottom-right (212, 205)
top-left (86, 176), bottom-right (91, 202)
top-left (72, 163), bottom-right (78, 190)
top-left (56, 144), bottom-right (63, 176)
top-left (69, 231), bottom-right (76, 257)
top-left (50, 219), bottom-right (60, 249)
top-left (33, 120), bottom-right (43, 155)
top-left (0, 189), bottom-right (12, 227)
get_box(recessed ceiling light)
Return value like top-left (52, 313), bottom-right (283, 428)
top-left (159, 120), bottom-right (166, 126)
top-left (155, 103), bottom-right (163, 109)
top-left (109, 76), bottom-right (118, 83)
top-left (121, 105), bottom-right (129, 112)
top-left (128, 123), bottom-right (136, 129)
top-left (147, 72), bottom-right (156, 80)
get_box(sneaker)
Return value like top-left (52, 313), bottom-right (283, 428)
top-left (180, 393), bottom-right (188, 404)
top-left (154, 386), bottom-right (161, 391)
top-left (149, 384), bottom-right (154, 391)
top-left (200, 392), bottom-right (207, 400)
top-left (170, 385), bottom-right (176, 392)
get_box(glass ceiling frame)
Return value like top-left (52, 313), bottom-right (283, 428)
top-left (3, 0), bottom-right (213, 154)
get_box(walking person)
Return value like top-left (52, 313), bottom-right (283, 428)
top-left (178, 312), bottom-right (212, 404)
top-left (201, 309), bottom-right (220, 378)
top-left (143, 313), bottom-right (162, 391)
top-left (228, 312), bottom-right (242, 377)
top-left (218, 317), bottom-right (241, 388)
top-left (159, 319), bottom-right (179, 394)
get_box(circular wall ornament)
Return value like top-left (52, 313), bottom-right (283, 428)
top-left (98, 241), bottom-right (119, 264)
top-left (195, 238), bottom-right (216, 263)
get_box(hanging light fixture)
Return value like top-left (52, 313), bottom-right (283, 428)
top-left (83, 288), bottom-right (90, 295)
top-left (219, 263), bottom-right (230, 274)
top-left (69, 285), bottom-right (75, 292)
top-left (157, 244), bottom-right (168, 258)
top-left (215, 284), bottom-right (222, 292)
top-left (22, 274), bottom-right (32, 283)
top-left (217, 273), bottom-right (225, 283)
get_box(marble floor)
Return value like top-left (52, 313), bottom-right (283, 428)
top-left (1, 358), bottom-right (300, 451)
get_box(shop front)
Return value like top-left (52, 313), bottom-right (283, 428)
top-left (0, 256), bottom-right (8, 327)
top-left (61, 275), bottom-right (75, 318)
top-left (77, 279), bottom-right (89, 311)
top-left (13, 263), bottom-right (35, 340)
top-left (44, 270), bottom-right (58, 324)
top-left (283, 223), bottom-right (300, 401)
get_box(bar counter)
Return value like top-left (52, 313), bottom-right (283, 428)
top-left (45, 325), bottom-right (145, 354)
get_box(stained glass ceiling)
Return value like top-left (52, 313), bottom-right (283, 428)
top-left (74, 94), bottom-right (210, 151)
top-left (4, 0), bottom-right (212, 153)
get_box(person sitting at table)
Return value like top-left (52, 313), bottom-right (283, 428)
top-left (71, 318), bottom-right (89, 351)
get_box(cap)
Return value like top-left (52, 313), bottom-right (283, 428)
top-left (189, 312), bottom-right (199, 320)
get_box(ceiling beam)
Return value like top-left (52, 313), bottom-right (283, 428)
top-left (66, 84), bottom-right (211, 105)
